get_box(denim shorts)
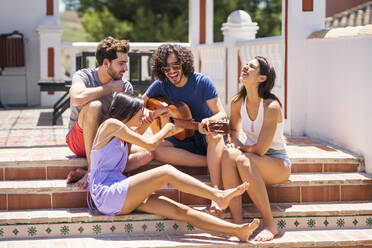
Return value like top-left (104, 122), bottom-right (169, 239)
top-left (265, 148), bottom-right (291, 168)
top-left (166, 131), bottom-right (208, 155)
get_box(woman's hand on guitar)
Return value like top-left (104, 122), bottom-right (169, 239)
top-left (151, 108), bottom-right (170, 119)
top-left (142, 108), bottom-right (170, 125)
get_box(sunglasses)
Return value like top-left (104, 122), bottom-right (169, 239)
top-left (161, 63), bottom-right (182, 73)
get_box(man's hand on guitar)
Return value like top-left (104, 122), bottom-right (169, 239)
top-left (198, 118), bottom-right (230, 135)
top-left (198, 119), bottom-right (210, 134)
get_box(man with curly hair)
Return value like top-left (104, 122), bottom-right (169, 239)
top-left (66, 36), bottom-right (154, 189)
top-left (143, 44), bottom-right (227, 214)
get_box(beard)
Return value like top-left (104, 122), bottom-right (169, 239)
top-left (107, 64), bottom-right (124, 80)
top-left (168, 73), bottom-right (183, 86)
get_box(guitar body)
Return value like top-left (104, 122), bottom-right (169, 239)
top-left (146, 96), bottom-right (195, 140)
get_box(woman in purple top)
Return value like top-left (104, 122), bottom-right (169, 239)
top-left (88, 92), bottom-right (259, 242)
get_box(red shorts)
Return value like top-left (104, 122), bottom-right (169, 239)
top-left (66, 121), bottom-right (86, 157)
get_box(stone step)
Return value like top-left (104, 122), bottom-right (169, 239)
top-left (0, 145), bottom-right (363, 181)
top-left (0, 159), bottom-right (362, 181)
top-left (0, 202), bottom-right (371, 240)
top-left (0, 173), bottom-right (371, 210)
top-left (1, 228), bottom-right (371, 248)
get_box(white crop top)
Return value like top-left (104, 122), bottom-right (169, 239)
top-left (239, 98), bottom-right (285, 150)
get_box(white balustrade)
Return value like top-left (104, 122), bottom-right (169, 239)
top-left (326, 1), bottom-right (372, 28)
top-left (197, 43), bottom-right (226, 106)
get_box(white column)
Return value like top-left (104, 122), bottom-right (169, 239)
top-left (222, 10), bottom-right (258, 112)
top-left (285, 0), bottom-right (326, 135)
top-left (188, 0), bottom-right (215, 71)
top-left (37, 20), bottom-right (63, 80)
top-left (36, 0), bottom-right (64, 107)
top-left (206, 0), bottom-right (214, 44)
top-left (189, 0), bottom-right (201, 71)
top-left (189, 0), bottom-right (200, 46)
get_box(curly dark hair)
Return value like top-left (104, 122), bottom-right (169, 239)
top-left (151, 44), bottom-right (194, 82)
top-left (96, 36), bottom-right (130, 66)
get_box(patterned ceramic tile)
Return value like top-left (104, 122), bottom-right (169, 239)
top-left (1, 214), bottom-right (371, 240)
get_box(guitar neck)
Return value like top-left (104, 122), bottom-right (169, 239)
top-left (171, 118), bottom-right (199, 130)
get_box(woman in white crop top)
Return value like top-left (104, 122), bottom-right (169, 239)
top-left (221, 56), bottom-right (291, 242)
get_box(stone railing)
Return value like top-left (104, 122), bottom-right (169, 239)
top-left (326, 1), bottom-right (372, 28)
top-left (196, 36), bottom-right (282, 111)
top-left (197, 43), bottom-right (226, 103)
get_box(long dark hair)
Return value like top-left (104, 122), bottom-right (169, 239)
top-left (106, 93), bottom-right (144, 121)
top-left (151, 44), bottom-right (194, 82)
top-left (233, 56), bottom-right (282, 107)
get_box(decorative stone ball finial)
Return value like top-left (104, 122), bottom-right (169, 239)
top-left (227, 10), bottom-right (253, 24)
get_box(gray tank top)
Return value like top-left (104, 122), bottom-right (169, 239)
top-left (67, 68), bottom-right (134, 134)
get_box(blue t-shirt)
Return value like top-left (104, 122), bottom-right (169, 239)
top-left (145, 73), bottom-right (218, 122)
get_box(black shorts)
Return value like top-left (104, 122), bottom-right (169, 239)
top-left (165, 131), bottom-right (208, 155)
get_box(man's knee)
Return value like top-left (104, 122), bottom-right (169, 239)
top-left (153, 140), bottom-right (173, 158)
top-left (85, 100), bottom-right (102, 115)
top-left (80, 100), bottom-right (103, 124)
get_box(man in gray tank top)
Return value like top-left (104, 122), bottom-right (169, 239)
top-left (66, 37), bottom-right (153, 189)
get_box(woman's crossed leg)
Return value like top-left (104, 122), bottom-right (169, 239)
top-left (120, 164), bottom-right (259, 241)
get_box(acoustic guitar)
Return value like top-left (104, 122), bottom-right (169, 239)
top-left (146, 96), bottom-right (229, 140)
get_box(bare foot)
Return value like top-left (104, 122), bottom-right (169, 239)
top-left (215, 182), bottom-right (249, 210)
top-left (74, 173), bottom-right (88, 189)
top-left (66, 168), bottom-right (87, 184)
top-left (253, 220), bottom-right (278, 242)
top-left (208, 200), bottom-right (225, 215)
top-left (236, 219), bottom-right (260, 242)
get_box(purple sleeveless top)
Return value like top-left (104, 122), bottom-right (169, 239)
top-left (87, 126), bottom-right (131, 216)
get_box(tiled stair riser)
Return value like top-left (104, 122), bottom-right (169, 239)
top-left (1, 188), bottom-right (372, 211)
top-left (2, 171), bottom-right (372, 210)
top-left (0, 215), bottom-right (371, 240)
top-left (0, 220), bottom-right (198, 240)
top-left (0, 162), bottom-right (361, 181)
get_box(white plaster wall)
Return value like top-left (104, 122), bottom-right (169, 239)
top-left (0, 68), bottom-right (27, 105)
top-left (286, 0), bottom-right (326, 136)
top-left (304, 36), bottom-right (372, 173)
top-left (0, 0), bottom-right (45, 106)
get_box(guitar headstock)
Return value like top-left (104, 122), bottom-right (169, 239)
top-left (205, 120), bottom-right (230, 134)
